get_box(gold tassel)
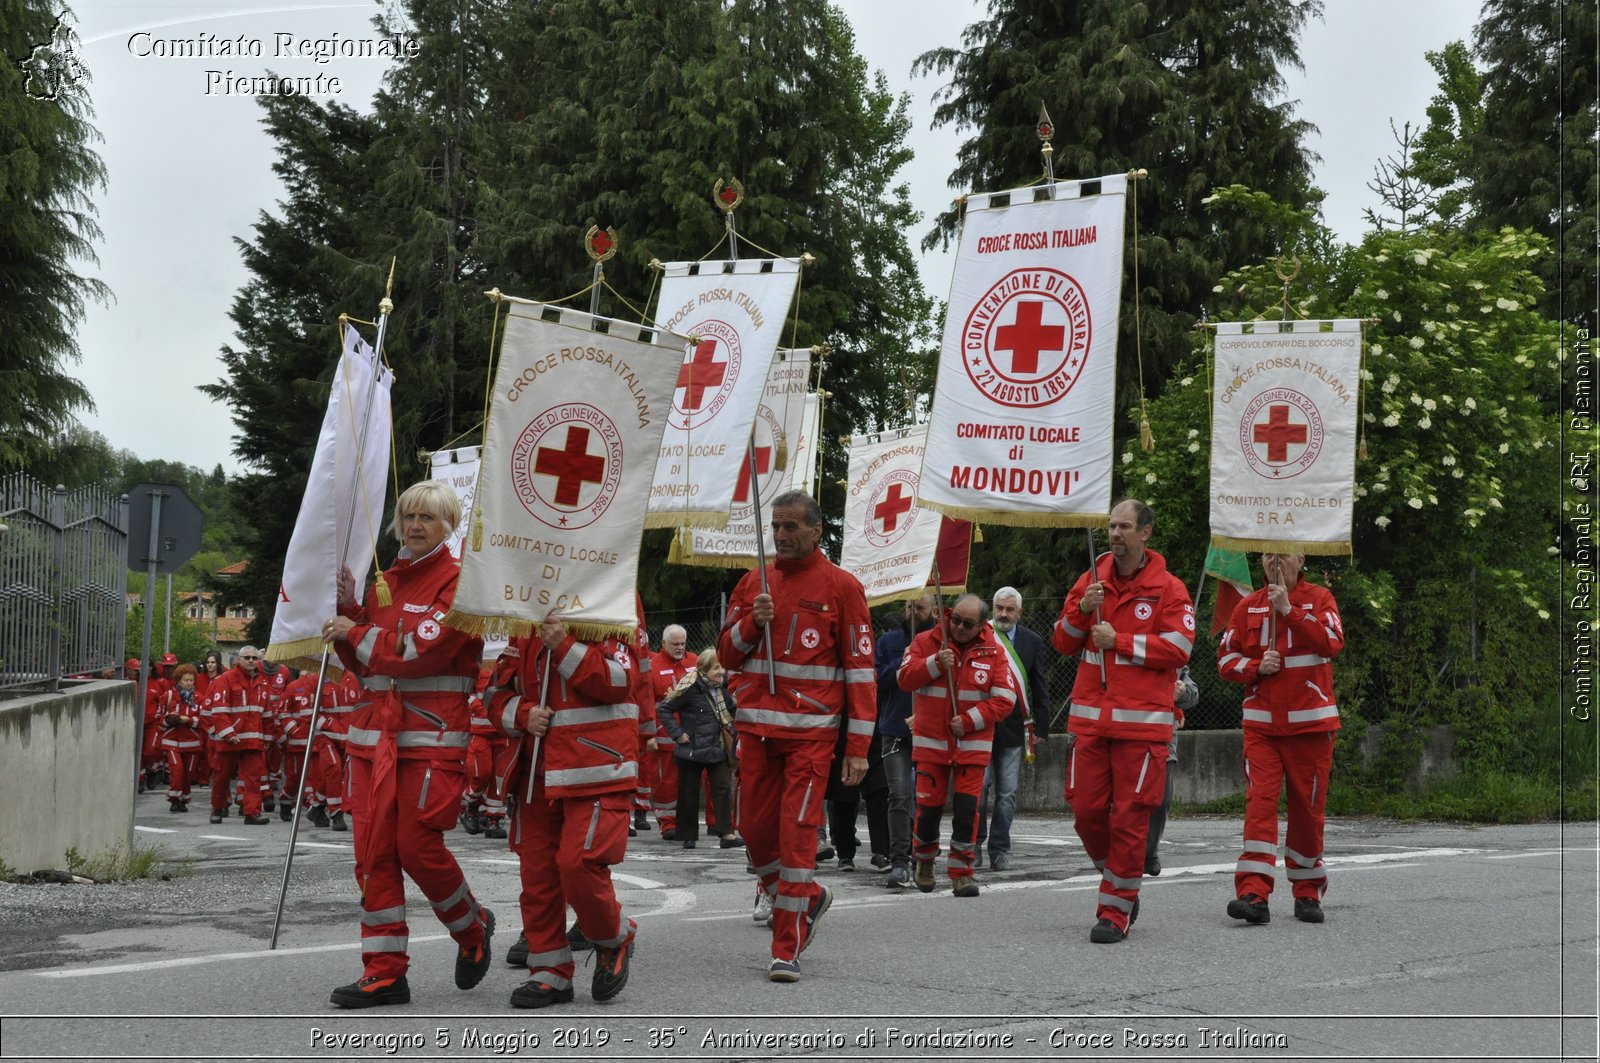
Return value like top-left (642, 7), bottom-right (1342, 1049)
top-left (772, 430), bottom-right (789, 472)
top-left (1359, 436), bottom-right (1369, 462)
top-left (471, 510), bottom-right (484, 552)
top-left (973, 523), bottom-right (984, 544)
top-left (1139, 414), bottom-right (1155, 453)
top-left (374, 570), bottom-right (392, 607)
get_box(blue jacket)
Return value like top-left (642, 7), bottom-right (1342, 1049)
top-left (875, 626), bottom-right (914, 738)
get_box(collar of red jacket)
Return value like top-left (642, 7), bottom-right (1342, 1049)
top-left (1099, 547), bottom-right (1170, 589)
top-left (773, 547), bottom-right (826, 575)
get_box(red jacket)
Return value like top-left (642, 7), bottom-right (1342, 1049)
top-left (484, 633), bottom-right (639, 799)
top-left (158, 686), bottom-right (205, 752)
top-left (718, 548), bottom-right (876, 758)
top-left (1052, 548), bottom-right (1194, 742)
top-left (897, 618), bottom-right (1018, 766)
top-left (333, 543), bottom-right (484, 766)
top-left (1217, 578), bottom-right (1344, 735)
top-left (204, 664), bottom-right (272, 750)
top-left (281, 673), bottom-right (340, 750)
top-left (649, 650), bottom-right (696, 750)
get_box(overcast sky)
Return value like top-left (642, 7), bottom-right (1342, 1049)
top-left (56, 0), bottom-right (1479, 477)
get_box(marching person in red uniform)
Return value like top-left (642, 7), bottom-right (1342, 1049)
top-left (259, 663), bottom-right (292, 813)
top-left (485, 617), bottom-right (640, 1010)
top-left (718, 490), bottom-right (876, 983)
top-left (1053, 499), bottom-right (1194, 943)
top-left (323, 481), bottom-right (493, 1009)
top-left (203, 646), bottom-right (272, 825)
top-left (280, 670), bottom-right (340, 822)
top-left (461, 675), bottom-right (510, 839)
top-left (897, 594), bottom-right (1018, 897)
top-left (648, 625), bottom-right (696, 838)
top-left (1217, 552), bottom-right (1345, 925)
top-left (159, 664), bottom-right (206, 812)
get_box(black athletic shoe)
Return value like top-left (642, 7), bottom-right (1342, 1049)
top-left (308, 804), bottom-right (331, 828)
top-left (800, 885), bottom-right (833, 954)
top-left (1294, 898), bottom-right (1325, 923)
top-left (330, 811), bottom-right (348, 832)
top-left (816, 844), bottom-right (835, 863)
top-left (454, 909), bottom-right (494, 990)
top-left (505, 931), bottom-right (528, 967)
top-left (1227, 894), bottom-right (1271, 924)
top-left (1089, 919), bottom-right (1127, 944)
top-left (510, 979), bottom-right (574, 1008)
top-left (632, 810), bottom-right (651, 831)
top-left (1144, 854), bottom-right (1162, 876)
top-left (168, 799), bottom-right (184, 814)
top-left (208, 811), bottom-right (223, 824)
top-left (590, 922), bottom-right (635, 1002)
top-left (262, 796), bottom-right (275, 813)
top-left (568, 921), bottom-right (594, 952)
top-left (278, 802), bottom-right (293, 822)
top-left (330, 974), bottom-right (410, 1008)
top-left (660, 828), bottom-right (677, 841)
top-left (242, 814), bottom-right (271, 825)
top-left (484, 821), bottom-right (507, 840)
top-left (460, 809), bottom-right (483, 835)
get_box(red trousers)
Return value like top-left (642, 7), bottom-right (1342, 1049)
top-left (312, 737), bottom-right (346, 811)
top-left (465, 735), bottom-right (509, 818)
top-left (210, 748), bottom-right (265, 815)
top-left (739, 735), bottom-right (831, 962)
top-left (510, 778), bottom-right (633, 992)
top-left (346, 754), bottom-right (488, 980)
top-left (912, 760), bottom-right (985, 882)
top-left (634, 730), bottom-right (655, 812)
top-left (162, 747), bottom-right (202, 801)
top-left (1236, 730), bottom-right (1335, 901)
top-left (1064, 733), bottom-right (1168, 932)
top-left (651, 746), bottom-right (679, 831)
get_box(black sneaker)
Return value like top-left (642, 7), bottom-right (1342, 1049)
top-left (885, 865), bottom-right (911, 889)
top-left (869, 853), bottom-right (891, 871)
top-left (767, 957), bottom-right (801, 982)
top-left (278, 802), bottom-right (293, 822)
top-left (719, 835), bottom-right (745, 849)
top-left (837, 856), bottom-right (855, 871)
top-left (460, 809), bottom-right (483, 835)
top-left (816, 844), bottom-right (835, 862)
top-left (308, 804), bottom-right (331, 828)
top-left (1144, 854), bottom-right (1162, 876)
top-left (1294, 898), bottom-right (1325, 923)
top-left (262, 796), bottom-right (275, 813)
top-left (1089, 919), bottom-right (1127, 944)
top-left (505, 931), bottom-right (528, 967)
top-left (484, 821), bottom-right (507, 839)
top-left (568, 921), bottom-right (594, 952)
top-left (510, 979), bottom-right (574, 1008)
top-left (1227, 894), bottom-right (1271, 924)
top-left (632, 810), bottom-right (651, 831)
top-left (168, 799), bottom-right (184, 814)
top-left (330, 811), bottom-right (348, 832)
top-left (454, 908), bottom-right (494, 990)
top-left (660, 828), bottom-right (677, 841)
top-left (330, 974), bottom-right (411, 1008)
top-left (208, 811), bottom-right (223, 824)
top-left (242, 814), bottom-right (271, 825)
top-left (590, 921), bottom-right (635, 1002)
top-left (800, 884), bottom-right (833, 954)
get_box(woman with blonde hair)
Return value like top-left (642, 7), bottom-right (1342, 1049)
top-left (322, 480), bottom-right (493, 1008)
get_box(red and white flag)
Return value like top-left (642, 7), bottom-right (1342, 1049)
top-left (267, 323), bottom-right (393, 668)
top-left (1209, 319), bottom-right (1360, 554)
top-left (448, 300), bottom-right (686, 640)
top-left (674, 347), bottom-right (812, 567)
top-left (646, 258), bottom-right (801, 528)
top-left (919, 175), bottom-right (1126, 526)
top-left (841, 426), bottom-right (969, 605)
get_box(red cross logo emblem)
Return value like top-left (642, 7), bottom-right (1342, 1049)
top-left (1239, 388), bottom-right (1324, 479)
top-left (863, 469), bottom-right (920, 548)
top-left (733, 445), bottom-right (772, 505)
top-left (874, 482), bottom-right (914, 533)
top-left (511, 404), bottom-right (625, 530)
top-left (963, 268), bottom-right (1091, 408)
top-left (671, 320), bottom-right (741, 429)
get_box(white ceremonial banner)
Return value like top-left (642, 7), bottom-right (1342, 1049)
top-left (430, 446), bottom-right (480, 559)
top-left (919, 174), bottom-right (1127, 527)
top-left (790, 392), bottom-right (821, 495)
top-left (678, 348), bottom-right (812, 567)
top-left (449, 301), bottom-right (686, 639)
top-left (1209, 319), bottom-right (1361, 555)
top-left (840, 426), bottom-right (945, 606)
top-left (268, 324), bottom-right (393, 667)
top-left (647, 257), bottom-right (801, 528)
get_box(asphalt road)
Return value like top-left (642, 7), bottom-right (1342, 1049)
top-left (0, 791), bottom-right (1595, 1062)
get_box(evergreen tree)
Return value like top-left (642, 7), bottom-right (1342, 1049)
top-left (0, 2), bottom-right (107, 467)
top-left (914, 0), bottom-right (1320, 411)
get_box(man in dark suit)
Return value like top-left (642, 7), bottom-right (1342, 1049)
top-left (976, 586), bottom-right (1052, 871)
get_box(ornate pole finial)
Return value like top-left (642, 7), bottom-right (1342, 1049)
top-left (379, 257), bottom-right (396, 316)
top-left (584, 225), bottom-right (619, 264)
top-left (713, 178), bottom-right (745, 214)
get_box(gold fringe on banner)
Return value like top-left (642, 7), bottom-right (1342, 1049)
top-left (1210, 534), bottom-right (1352, 557)
top-left (868, 584), bottom-right (967, 610)
top-left (921, 499), bottom-right (1109, 530)
top-left (564, 620), bottom-right (641, 643)
top-left (645, 510), bottom-right (730, 531)
top-left (264, 638), bottom-right (327, 666)
top-left (442, 610), bottom-right (535, 641)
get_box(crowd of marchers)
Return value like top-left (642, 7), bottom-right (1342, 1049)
top-left (116, 486), bottom-right (1343, 1011)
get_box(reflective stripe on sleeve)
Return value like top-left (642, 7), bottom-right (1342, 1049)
top-left (1129, 634), bottom-right (1147, 666)
top-left (1161, 631), bottom-right (1193, 655)
top-left (354, 627), bottom-right (379, 666)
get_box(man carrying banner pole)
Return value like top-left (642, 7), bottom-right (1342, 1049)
top-left (719, 491), bottom-right (876, 982)
top-left (1052, 499), bottom-right (1193, 943)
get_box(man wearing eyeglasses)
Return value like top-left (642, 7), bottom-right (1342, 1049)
top-left (1053, 499), bottom-right (1194, 943)
top-left (203, 646), bottom-right (272, 824)
top-left (896, 594), bottom-right (1019, 897)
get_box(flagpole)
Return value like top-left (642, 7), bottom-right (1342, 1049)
top-left (584, 225), bottom-right (617, 319)
top-left (718, 181), bottom-right (777, 695)
top-left (1084, 528), bottom-right (1108, 691)
top-left (930, 561), bottom-right (962, 723)
top-left (271, 261), bottom-right (397, 949)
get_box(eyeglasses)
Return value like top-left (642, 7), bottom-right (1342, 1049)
top-left (239, 655), bottom-right (260, 661)
top-left (948, 616), bottom-right (982, 630)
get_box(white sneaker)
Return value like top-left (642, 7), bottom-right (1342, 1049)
top-left (753, 888), bottom-right (773, 925)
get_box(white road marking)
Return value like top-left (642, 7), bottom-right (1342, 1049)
top-left (984, 848), bottom-right (1481, 893)
top-left (35, 934), bottom-right (451, 978)
top-left (1486, 848), bottom-right (1599, 860)
top-left (133, 826), bottom-right (176, 834)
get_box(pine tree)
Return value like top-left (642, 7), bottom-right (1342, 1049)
top-left (915, 0), bottom-right (1320, 409)
top-left (0, 2), bottom-right (108, 467)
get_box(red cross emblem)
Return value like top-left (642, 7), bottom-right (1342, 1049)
top-left (864, 469), bottom-right (920, 548)
top-left (874, 482), bottom-right (914, 533)
top-left (511, 403), bottom-right (625, 530)
top-left (994, 301), bottom-right (1066, 376)
top-left (676, 338), bottom-right (727, 412)
top-left (670, 320), bottom-right (741, 428)
top-left (1238, 389), bottom-right (1324, 480)
top-left (535, 426), bottom-right (606, 506)
top-left (963, 269), bottom-right (1091, 409)
top-left (734, 445), bottom-right (772, 505)
top-left (1252, 405), bottom-right (1309, 463)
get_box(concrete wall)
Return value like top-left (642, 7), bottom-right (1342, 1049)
top-left (1017, 725), bottom-right (1459, 812)
top-left (0, 681), bottom-right (136, 873)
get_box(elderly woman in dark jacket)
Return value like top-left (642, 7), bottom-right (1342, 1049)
top-left (656, 648), bottom-right (743, 850)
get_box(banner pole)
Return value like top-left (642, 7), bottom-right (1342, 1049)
top-left (1084, 528), bottom-right (1107, 691)
top-left (930, 561), bottom-right (961, 721)
top-left (269, 657), bottom-right (332, 948)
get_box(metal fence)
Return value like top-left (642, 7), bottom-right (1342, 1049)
top-left (0, 473), bottom-right (128, 692)
top-left (647, 598), bottom-right (1245, 732)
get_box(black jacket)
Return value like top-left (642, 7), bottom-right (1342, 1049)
top-left (657, 672), bottom-right (734, 762)
top-left (991, 622), bottom-right (1051, 748)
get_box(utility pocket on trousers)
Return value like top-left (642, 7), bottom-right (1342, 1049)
top-left (414, 766), bottom-right (466, 832)
top-left (1130, 745), bottom-right (1168, 810)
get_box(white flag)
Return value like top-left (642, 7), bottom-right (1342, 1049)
top-left (646, 257), bottom-right (801, 528)
top-left (840, 427), bottom-right (946, 606)
top-left (448, 300), bottom-right (685, 639)
top-left (790, 393), bottom-right (821, 496)
top-left (267, 323), bottom-right (393, 668)
top-left (430, 446), bottom-right (480, 559)
top-left (677, 348), bottom-right (812, 567)
top-left (919, 175), bottom-right (1126, 526)
top-left (1209, 320), bottom-right (1360, 554)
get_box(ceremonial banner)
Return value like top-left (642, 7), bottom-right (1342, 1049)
top-left (840, 426), bottom-right (952, 605)
top-left (1209, 320), bottom-right (1360, 555)
top-left (267, 324), bottom-right (393, 668)
top-left (646, 257), bottom-right (802, 528)
top-left (675, 348), bottom-right (812, 567)
top-left (430, 446), bottom-right (480, 559)
top-left (919, 174), bottom-right (1127, 526)
top-left (448, 300), bottom-right (686, 639)
top-left (790, 393), bottom-right (821, 496)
